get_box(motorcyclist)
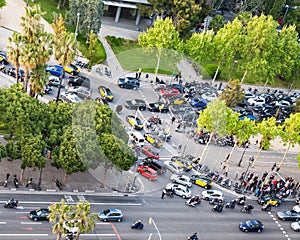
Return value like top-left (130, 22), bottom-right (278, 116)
top-left (188, 232), bottom-right (198, 240)
top-left (135, 220), bottom-right (142, 227)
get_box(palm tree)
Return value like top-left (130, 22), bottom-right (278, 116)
top-left (6, 32), bottom-right (23, 84)
top-left (29, 66), bottom-right (48, 98)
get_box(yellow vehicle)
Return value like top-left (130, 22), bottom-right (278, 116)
top-left (126, 115), bottom-right (144, 130)
top-left (171, 156), bottom-right (193, 171)
top-left (144, 133), bottom-right (163, 148)
top-left (257, 195), bottom-right (282, 206)
top-left (190, 175), bottom-right (212, 189)
top-left (167, 96), bottom-right (186, 105)
top-left (64, 64), bottom-right (80, 75)
top-left (98, 85), bottom-right (114, 101)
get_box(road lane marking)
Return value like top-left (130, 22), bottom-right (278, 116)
top-left (0, 234), bottom-right (48, 236)
top-left (80, 234), bottom-right (116, 236)
top-left (110, 222), bottom-right (122, 240)
top-left (95, 222), bottom-right (110, 225)
top-left (0, 201), bottom-right (142, 206)
top-left (0, 222), bottom-right (6, 224)
top-left (20, 222), bottom-right (42, 224)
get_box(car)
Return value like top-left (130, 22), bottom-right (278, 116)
top-left (48, 76), bottom-right (63, 87)
top-left (293, 205), bottom-right (300, 213)
top-left (118, 77), bottom-right (140, 89)
top-left (247, 96), bottom-right (265, 106)
top-left (291, 221), bottom-right (300, 232)
top-left (239, 220), bottom-right (264, 233)
top-left (68, 76), bottom-right (90, 88)
top-left (169, 104), bottom-right (194, 116)
top-left (139, 158), bottom-right (166, 174)
top-left (171, 156), bottom-right (193, 171)
top-left (98, 208), bottom-right (123, 222)
top-left (136, 165), bottom-right (158, 181)
top-left (277, 210), bottom-right (300, 221)
top-left (98, 86), bottom-right (114, 101)
top-left (165, 160), bottom-right (184, 175)
top-left (7, 67), bottom-right (26, 81)
top-left (45, 65), bottom-right (64, 77)
top-left (144, 133), bottom-right (163, 148)
top-left (272, 100), bottom-right (291, 108)
top-left (28, 208), bottom-right (50, 221)
top-left (244, 91), bottom-right (256, 100)
top-left (190, 175), bottom-right (212, 189)
top-left (201, 92), bottom-right (218, 102)
top-left (166, 96), bottom-right (186, 105)
top-left (170, 83), bottom-right (183, 93)
top-left (64, 64), bottom-right (80, 75)
top-left (165, 183), bottom-right (192, 198)
top-left (257, 195), bottom-right (282, 206)
top-left (158, 87), bottom-right (180, 98)
top-left (126, 115), bottom-right (144, 130)
top-left (170, 174), bottom-right (192, 187)
top-left (201, 190), bottom-right (224, 201)
top-left (43, 85), bottom-right (52, 94)
top-left (142, 146), bottom-right (159, 159)
top-left (148, 102), bottom-right (169, 113)
top-left (189, 97), bottom-right (207, 109)
top-left (0, 52), bottom-right (9, 64)
top-left (125, 99), bottom-right (146, 110)
top-left (66, 86), bottom-right (92, 100)
top-left (60, 93), bottom-right (82, 104)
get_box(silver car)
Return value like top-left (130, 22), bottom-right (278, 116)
top-left (66, 86), bottom-right (92, 100)
top-left (165, 161), bottom-right (184, 175)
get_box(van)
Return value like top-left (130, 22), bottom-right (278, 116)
top-left (128, 131), bottom-right (145, 146)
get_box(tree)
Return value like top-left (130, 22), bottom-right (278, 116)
top-left (30, 65), bottom-right (49, 98)
top-left (264, 0), bottom-right (286, 21)
top-left (210, 14), bottom-right (226, 32)
top-left (0, 0), bottom-right (5, 9)
top-left (219, 79), bottom-right (245, 108)
top-left (86, 30), bottom-right (98, 69)
top-left (294, 98), bottom-right (300, 113)
top-left (0, 142), bottom-right (7, 161)
top-left (6, 32), bottom-right (22, 83)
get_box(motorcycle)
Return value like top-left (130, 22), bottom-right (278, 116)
top-left (4, 199), bottom-right (18, 208)
top-left (235, 196), bottom-right (246, 205)
top-left (186, 195), bottom-right (201, 207)
top-left (25, 177), bottom-right (34, 188)
top-left (13, 175), bottom-right (19, 188)
top-left (212, 203), bottom-right (223, 212)
top-left (4, 173), bottom-right (10, 187)
top-left (131, 220), bottom-right (144, 229)
top-left (188, 232), bottom-right (198, 240)
top-left (241, 204), bottom-right (254, 213)
top-left (65, 233), bottom-right (75, 240)
top-left (55, 178), bottom-right (63, 190)
top-left (209, 198), bottom-right (223, 205)
top-left (261, 203), bottom-right (272, 211)
top-left (225, 200), bottom-right (236, 209)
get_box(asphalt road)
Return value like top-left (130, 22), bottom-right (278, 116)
top-left (0, 192), bottom-right (299, 240)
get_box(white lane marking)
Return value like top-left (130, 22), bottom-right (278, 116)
top-left (20, 222), bottom-right (42, 225)
top-left (80, 234), bottom-right (116, 236)
top-left (0, 222), bottom-right (6, 224)
top-left (0, 201), bottom-right (142, 206)
top-left (95, 222), bottom-right (110, 225)
top-left (0, 234), bottom-right (48, 236)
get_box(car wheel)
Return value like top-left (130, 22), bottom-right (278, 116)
top-left (71, 72), bottom-right (75, 76)
top-left (182, 195), bottom-right (186, 199)
top-left (103, 218), bottom-right (107, 222)
top-left (205, 197), bottom-right (209, 201)
top-left (120, 85), bottom-right (124, 88)
top-left (33, 218), bottom-right (38, 221)
top-left (133, 86), bottom-right (137, 90)
top-left (275, 203), bottom-right (279, 207)
top-left (117, 218), bottom-right (122, 222)
top-left (282, 218), bottom-right (286, 221)
top-left (244, 229), bottom-right (248, 233)
top-left (204, 185), bottom-right (208, 189)
top-left (257, 229), bottom-right (262, 233)
top-left (149, 178), bottom-right (152, 181)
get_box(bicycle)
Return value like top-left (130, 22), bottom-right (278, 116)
top-left (96, 67), bottom-right (102, 75)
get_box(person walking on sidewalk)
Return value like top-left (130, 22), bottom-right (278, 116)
top-left (161, 189), bottom-right (166, 199)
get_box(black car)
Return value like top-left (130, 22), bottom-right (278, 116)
top-left (148, 102), bottom-right (169, 113)
top-left (277, 210), bottom-right (300, 221)
top-left (257, 195), bottom-right (282, 206)
top-left (125, 99), bottom-right (146, 110)
top-left (7, 67), bottom-right (26, 81)
top-left (28, 208), bottom-right (50, 221)
top-left (68, 76), bottom-right (90, 88)
top-left (140, 158), bottom-right (166, 174)
top-left (118, 77), bottom-right (140, 89)
top-left (239, 220), bottom-right (264, 232)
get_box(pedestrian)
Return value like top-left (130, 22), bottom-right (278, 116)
top-left (276, 167), bottom-right (280, 172)
top-left (271, 163), bottom-right (276, 171)
top-left (224, 167), bottom-right (228, 177)
top-left (135, 72), bottom-right (138, 78)
top-left (161, 189), bottom-right (166, 199)
top-left (171, 116), bottom-right (176, 124)
top-left (235, 171), bottom-right (239, 180)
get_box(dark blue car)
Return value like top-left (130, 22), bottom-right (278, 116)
top-left (45, 65), bottom-right (65, 77)
top-left (239, 220), bottom-right (264, 232)
top-left (190, 97), bottom-right (207, 109)
top-left (118, 77), bottom-right (140, 89)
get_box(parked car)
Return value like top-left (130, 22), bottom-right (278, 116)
top-left (291, 221), bottom-right (300, 232)
top-left (189, 97), bottom-right (207, 109)
top-left (190, 175), bottom-right (212, 189)
top-left (68, 76), bottom-right (90, 88)
top-left (293, 205), bottom-right (300, 213)
top-left (144, 133), bottom-right (163, 148)
top-left (166, 96), bottom-right (186, 105)
top-left (171, 156), bottom-right (193, 171)
top-left (45, 65), bottom-right (64, 77)
top-left (60, 93), bottom-right (82, 104)
top-left (257, 195), bottom-right (282, 206)
top-left (247, 96), bottom-right (265, 106)
top-left (201, 190), bottom-right (224, 201)
top-left (43, 85), bottom-right (52, 94)
top-left (139, 158), bottom-right (166, 174)
top-left (7, 67), bottom-right (26, 81)
top-left (48, 76), bottom-right (63, 87)
top-left (142, 146), bottom-right (159, 159)
top-left (201, 91), bottom-right (217, 102)
top-left (0, 52), bottom-right (9, 64)
top-left (137, 165), bottom-right (158, 181)
top-left (125, 99), bottom-right (146, 110)
top-left (170, 174), bottom-right (192, 187)
top-left (66, 86), bottom-right (92, 100)
top-left (126, 115), bottom-right (144, 130)
top-left (98, 208), bottom-right (123, 222)
top-left (239, 220), bottom-right (264, 233)
top-left (148, 102), bottom-right (169, 113)
top-left (28, 208), bottom-right (50, 221)
top-left (244, 91), bottom-right (256, 100)
top-left (118, 77), bottom-right (140, 89)
top-left (277, 210), bottom-right (300, 221)
top-left (165, 183), bottom-right (191, 198)
top-left (64, 64), bottom-right (80, 75)
top-left (98, 85), bottom-right (114, 101)
top-left (165, 160), bottom-right (184, 175)
top-left (158, 87), bottom-right (180, 98)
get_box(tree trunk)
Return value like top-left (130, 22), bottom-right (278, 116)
top-left (241, 69), bottom-right (248, 83)
top-left (56, 232), bottom-right (62, 240)
top-left (211, 65), bottom-right (220, 87)
top-left (57, 0), bottom-right (62, 9)
top-left (24, 69), bottom-right (29, 93)
top-left (15, 65), bottom-right (19, 84)
top-left (199, 133), bottom-right (213, 164)
top-left (262, 79), bottom-right (269, 92)
top-left (225, 141), bottom-right (237, 167)
top-left (278, 142), bottom-right (291, 168)
top-left (63, 0), bottom-right (67, 7)
top-left (154, 50), bottom-right (161, 82)
top-left (62, 173), bottom-right (68, 186)
top-left (251, 146), bottom-right (263, 168)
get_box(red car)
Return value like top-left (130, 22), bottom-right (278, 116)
top-left (137, 166), bottom-right (158, 181)
top-left (158, 87), bottom-right (180, 98)
top-left (142, 146), bottom-right (159, 159)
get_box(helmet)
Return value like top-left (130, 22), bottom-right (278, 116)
top-left (138, 220), bottom-right (141, 223)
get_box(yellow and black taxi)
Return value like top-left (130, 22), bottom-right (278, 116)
top-left (98, 85), bottom-right (114, 102)
top-left (64, 64), bottom-right (80, 75)
top-left (126, 115), bottom-right (144, 130)
top-left (190, 175), bottom-right (212, 189)
top-left (257, 195), bottom-right (282, 206)
top-left (144, 133), bottom-right (163, 148)
top-left (171, 156), bottom-right (193, 171)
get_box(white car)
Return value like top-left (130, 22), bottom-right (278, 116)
top-left (293, 205), bottom-right (300, 213)
top-left (248, 97), bottom-right (265, 106)
top-left (244, 91), bottom-right (256, 100)
top-left (170, 174), bottom-right (192, 187)
top-left (201, 190), bottom-right (224, 201)
top-left (274, 100), bottom-right (291, 108)
top-left (201, 92), bottom-right (217, 102)
top-left (166, 183), bottom-right (192, 198)
top-left (60, 92), bottom-right (82, 103)
top-left (66, 86), bottom-right (92, 100)
top-left (291, 221), bottom-right (300, 232)
top-left (165, 161), bottom-right (184, 175)
top-left (48, 75), bottom-right (64, 87)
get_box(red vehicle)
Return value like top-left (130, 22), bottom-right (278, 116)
top-left (158, 87), bottom-right (180, 98)
top-left (142, 146), bottom-right (159, 159)
top-left (137, 166), bottom-right (158, 181)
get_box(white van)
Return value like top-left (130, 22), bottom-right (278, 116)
top-left (128, 131), bottom-right (145, 146)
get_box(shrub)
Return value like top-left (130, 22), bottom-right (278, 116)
top-left (203, 64), bottom-right (221, 79)
top-left (105, 36), bottom-right (125, 47)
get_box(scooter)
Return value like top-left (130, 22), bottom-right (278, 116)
top-left (65, 233), bottom-right (75, 240)
top-left (241, 204), bottom-right (253, 213)
top-left (25, 177), bottom-right (34, 188)
top-left (188, 233), bottom-right (198, 240)
top-left (261, 203), bottom-right (272, 211)
top-left (13, 175), bottom-right (19, 188)
top-left (212, 203), bottom-right (223, 212)
top-left (186, 195), bottom-right (201, 207)
top-left (235, 196), bottom-right (246, 205)
top-left (4, 173), bottom-right (10, 187)
top-left (225, 200), bottom-right (236, 209)
top-left (4, 199), bottom-right (18, 208)
top-left (55, 178), bottom-right (63, 190)
top-left (131, 220), bottom-right (144, 229)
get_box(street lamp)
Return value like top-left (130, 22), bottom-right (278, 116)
top-left (148, 217), bottom-right (162, 240)
top-left (241, 156), bottom-right (254, 193)
top-left (238, 141), bottom-right (249, 167)
top-left (75, 12), bottom-right (80, 42)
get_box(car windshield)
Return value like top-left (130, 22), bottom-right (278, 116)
top-left (103, 209), bottom-right (110, 215)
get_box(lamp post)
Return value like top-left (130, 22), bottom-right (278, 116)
top-left (148, 217), bottom-right (162, 240)
top-left (75, 12), bottom-right (80, 42)
top-left (238, 141), bottom-right (249, 167)
top-left (242, 156), bottom-right (254, 193)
